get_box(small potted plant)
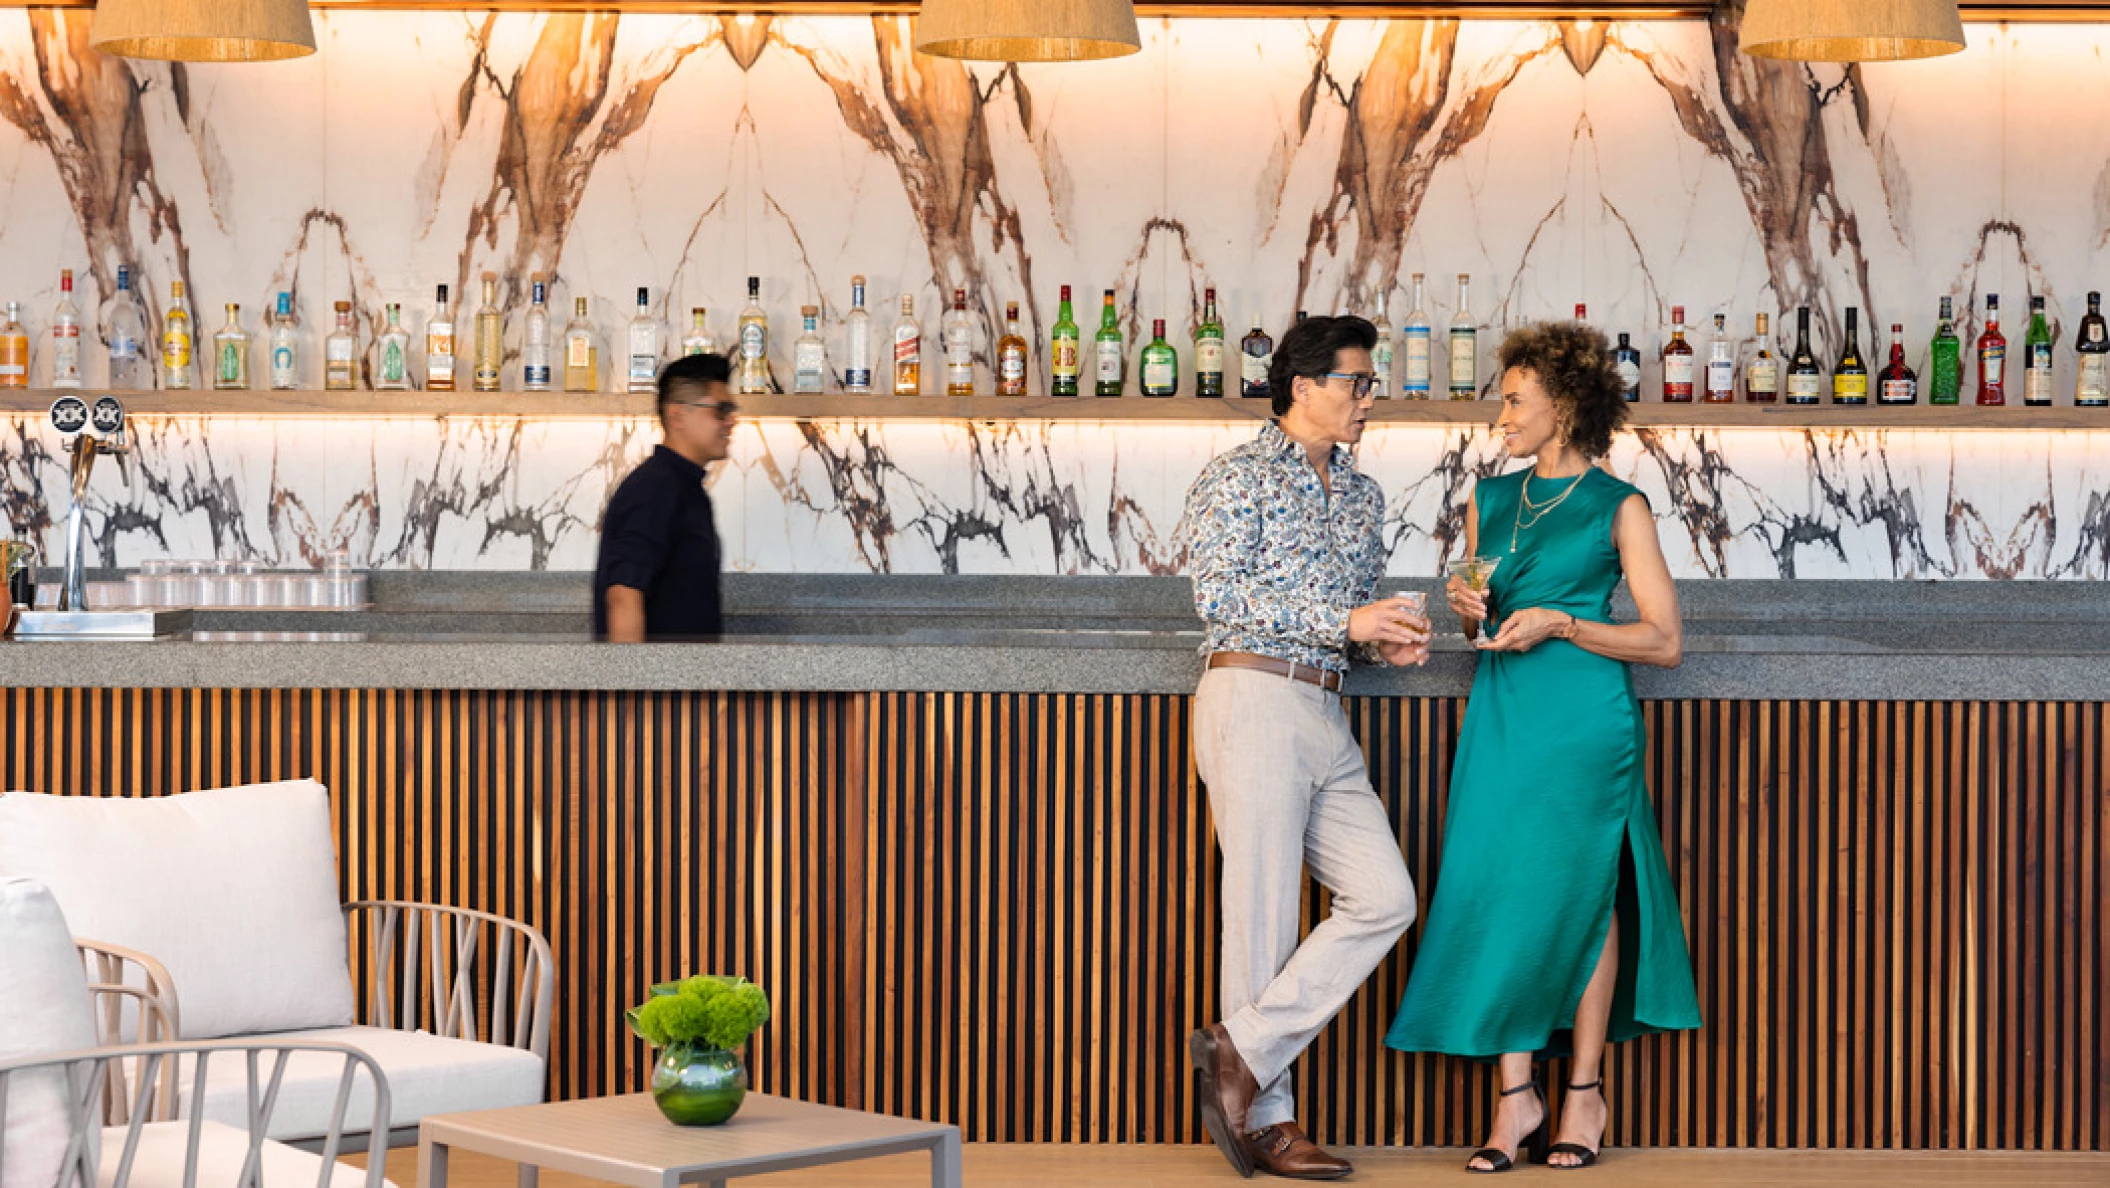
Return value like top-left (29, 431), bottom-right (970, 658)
top-left (625, 974), bottom-right (771, 1125)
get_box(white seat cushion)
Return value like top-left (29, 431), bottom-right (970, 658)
top-left (0, 782), bottom-right (356, 1039)
top-left (0, 877), bottom-right (100, 1188)
top-left (178, 1026), bottom-right (545, 1141)
top-left (98, 1120), bottom-right (395, 1187)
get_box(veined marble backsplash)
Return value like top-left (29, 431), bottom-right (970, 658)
top-left (1, 10), bottom-right (2108, 578)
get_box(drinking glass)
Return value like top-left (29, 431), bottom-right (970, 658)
top-left (1445, 555), bottom-right (1502, 640)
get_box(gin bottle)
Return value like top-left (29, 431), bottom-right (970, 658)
top-left (843, 277), bottom-right (873, 391)
top-left (1240, 316), bottom-right (1273, 399)
top-left (1402, 273), bottom-right (1431, 398)
top-left (522, 276), bottom-right (551, 392)
top-left (1704, 312), bottom-right (1736, 403)
top-left (627, 286), bottom-right (660, 394)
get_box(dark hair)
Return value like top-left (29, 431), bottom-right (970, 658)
top-left (1268, 315), bottom-right (1378, 416)
top-left (658, 352), bottom-right (732, 423)
top-left (1494, 321), bottom-right (1629, 458)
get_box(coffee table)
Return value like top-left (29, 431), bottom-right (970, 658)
top-left (418, 1092), bottom-right (962, 1187)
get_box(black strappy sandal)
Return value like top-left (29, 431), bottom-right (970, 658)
top-left (1546, 1079), bottom-right (1604, 1169)
top-left (1465, 1080), bottom-right (1548, 1174)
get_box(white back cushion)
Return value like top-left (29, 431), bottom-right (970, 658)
top-left (0, 782), bottom-right (355, 1040)
top-left (0, 877), bottom-right (100, 1188)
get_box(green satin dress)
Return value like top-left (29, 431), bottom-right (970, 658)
top-left (1386, 467), bottom-right (1702, 1059)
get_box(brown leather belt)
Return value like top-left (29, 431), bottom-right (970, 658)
top-left (1206, 651), bottom-right (1344, 693)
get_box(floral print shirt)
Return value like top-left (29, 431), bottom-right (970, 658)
top-left (1180, 420), bottom-right (1388, 675)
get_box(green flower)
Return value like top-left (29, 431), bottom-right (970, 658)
top-left (700, 982), bottom-right (770, 1052)
top-left (630, 975), bottom-right (770, 1051)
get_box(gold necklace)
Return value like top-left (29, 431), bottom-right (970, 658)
top-left (1512, 470), bottom-right (1586, 551)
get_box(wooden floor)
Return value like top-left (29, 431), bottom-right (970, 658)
top-left (363, 1143), bottom-right (2110, 1186)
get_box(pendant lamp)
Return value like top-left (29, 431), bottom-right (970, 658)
top-left (915, 0), bottom-right (1140, 63)
top-left (91, 0), bottom-right (317, 63)
top-left (1739, 0), bottom-right (1964, 62)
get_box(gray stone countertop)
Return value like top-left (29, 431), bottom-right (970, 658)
top-left (3, 574), bottom-right (2105, 700)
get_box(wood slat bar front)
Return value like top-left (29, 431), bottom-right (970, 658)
top-left (3, 687), bottom-right (2102, 1150)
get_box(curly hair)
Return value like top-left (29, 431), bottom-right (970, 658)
top-left (1493, 321), bottom-right (1629, 459)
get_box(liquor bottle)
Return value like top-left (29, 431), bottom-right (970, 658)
top-left (473, 271), bottom-right (502, 393)
top-left (425, 284), bottom-right (455, 392)
top-left (268, 292), bottom-right (298, 391)
top-left (843, 277), bottom-right (872, 392)
top-left (1661, 305), bottom-right (1694, 402)
top-left (1402, 272), bottom-right (1432, 398)
top-left (1295, 310), bottom-right (1309, 324)
top-left (374, 303), bottom-right (408, 392)
top-left (1574, 303), bottom-right (1588, 321)
top-left (563, 297), bottom-right (599, 392)
top-left (1703, 312), bottom-right (1735, 403)
top-left (1613, 332), bottom-right (1641, 402)
top-left (1785, 306), bottom-right (1822, 405)
top-left (1194, 287), bottom-right (1225, 398)
top-left (1241, 316), bottom-right (1274, 400)
top-left (1976, 293), bottom-right (2005, 406)
top-left (50, 269), bottom-right (81, 389)
top-left (1050, 285), bottom-right (1079, 396)
top-left (2075, 291), bottom-right (2108, 408)
top-left (1368, 291), bottom-right (1393, 398)
top-left (212, 303), bottom-right (250, 390)
top-left (324, 301), bottom-right (356, 390)
top-left (681, 308), bottom-right (717, 359)
top-left (892, 295), bottom-right (920, 395)
top-left (627, 286), bottom-right (660, 394)
top-left (1094, 289), bottom-right (1123, 397)
top-left (737, 275), bottom-right (770, 395)
top-left (996, 301), bottom-right (1028, 396)
top-left (793, 304), bottom-right (826, 394)
top-left (162, 281), bottom-right (194, 390)
top-left (1831, 307), bottom-right (1867, 405)
top-left (522, 276), bottom-right (551, 392)
top-left (1140, 318), bottom-right (1178, 398)
top-left (1449, 274), bottom-right (1478, 399)
top-left (0, 303), bottom-right (27, 389)
top-left (1877, 323), bottom-right (1918, 405)
top-left (107, 266), bottom-right (147, 389)
top-left (1929, 297), bottom-right (1961, 406)
top-left (943, 287), bottom-right (975, 396)
top-left (2023, 295), bottom-right (2053, 407)
top-left (1744, 313), bottom-right (1778, 403)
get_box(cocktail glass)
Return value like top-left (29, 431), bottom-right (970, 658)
top-left (1445, 555), bottom-right (1501, 640)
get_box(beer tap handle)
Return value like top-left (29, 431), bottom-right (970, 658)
top-left (105, 427), bottom-right (133, 488)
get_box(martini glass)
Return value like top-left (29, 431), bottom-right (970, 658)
top-left (1446, 555), bottom-right (1501, 641)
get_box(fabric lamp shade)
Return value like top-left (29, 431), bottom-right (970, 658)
top-left (915, 0), bottom-right (1141, 63)
top-left (1739, 0), bottom-right (1965, 62)
top-left (91, 0), bottom-right (317, 62)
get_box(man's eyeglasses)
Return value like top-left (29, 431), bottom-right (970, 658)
top-left (1319, 372), bottom-right (1380, 400)
top-left (671, 399), bottom-right (738, 419)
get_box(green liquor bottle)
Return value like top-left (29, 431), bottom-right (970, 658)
top-left (2023, 295), bottom-right (2053, 406)
top-left (1194, 287), bottom-right (1225, 398)
top-left (1928, 296), bottom-right (1961, 406)
top-left (1093, 289), bottom-right (1123, 397)
top-left (1140, 318), bottom-right (1178, 397)
top-left (1050, 284), bottom-right (1079, 397)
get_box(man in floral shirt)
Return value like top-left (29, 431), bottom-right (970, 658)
top-left (1181, 314), bottom-right (1430, 1180)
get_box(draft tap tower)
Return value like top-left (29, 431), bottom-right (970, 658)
top-left (48, 393), bottom-right (130, 611)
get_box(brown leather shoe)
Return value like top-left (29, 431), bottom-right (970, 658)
top-left (1247, 1121), bottom-right (1354, 1181)
top-left (1188, 1024), bottom-right (1260, 1177)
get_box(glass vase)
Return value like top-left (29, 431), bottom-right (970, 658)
top-left (650, 1043), bottom-right (747, 1126)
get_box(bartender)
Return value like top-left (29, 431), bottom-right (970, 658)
top-left (593, 353), bottom-right (736, 642)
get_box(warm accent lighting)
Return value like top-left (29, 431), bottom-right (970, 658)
top-left (90, 0), bottom-right (317, 62)
top-left (1739, 0), bottom-right (1965, 62)
top-left (914, 0), bottom-right (1140, 63)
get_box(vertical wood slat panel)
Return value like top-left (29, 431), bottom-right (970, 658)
top-left (2, 688), bottom-right (2102, 1151)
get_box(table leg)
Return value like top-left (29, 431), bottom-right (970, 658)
top-left (517, 1163), bottom-right (539, 1187)
top-left (931, 1131), bottom-right (963, 1188)
top-left (417, 1138), bottom-right (448, 1188)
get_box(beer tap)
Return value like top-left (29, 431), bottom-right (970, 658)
top-left (49, 394), bottom-right (130, 612)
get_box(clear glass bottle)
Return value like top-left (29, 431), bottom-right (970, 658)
top-left (1194, 287), bottom-right (1225, 399)
top-left (0, 302), bottom-right (28, 390)
top-left (1743, 312), bottom-right (1777, 403)
top-left (793, 304), bottom-right (826, 394)
top-left (522, 276), bottom-right (552, 391)
top-left (1704, 312), bottom-right (1736, 403)
top-left (844, 277), bottom-right (872, 391)
top-left (1661, 304), bottom-right (1694, 402)
top-left (1877, 323), bottom-right (1918, 405)
top-left (892, 294), bottom-right (920, 395)
top-left (1368, 291), bottom-right (1393, 398)
top-left (1613, 332), bottom-right (1641, 402)
top-left (1049, 285), bottom-right (1079, 396)
top-left (1093, 289), bottom-right (1124, 397)
top-left (374, 302), bottom-right (409, 391)
top-left (2023, 294), bottom-right (2053, 407)
top-left (50, 268), bottom-right (81, 389)
top-left (997, 301), bottom-right (1028, 396)
top-left (627, 286), bottom-right (660, 394)
top-left (681, 307), bottom-right (716, 359)
top-left (1402, 272), bottom-right (1432, 398)
top-left (1139, 317), bottom-right (1178, 398)
top-left (162, 281), bottom-right (194, 390)
top-left (943, 287), bottom-right (975, 396)
top-left (324, 301), bottom-right (356, 391)
top-left (564, 296), bottom-right (599, 393)
top-left (737, 275), bottom-right (770, 395)
top-left (1831, 307), bottom-right (1867, 405)
top-left (1976, 293), bottom-right (2005, 407)
top-left (1448, 273), bottom-right (1477, 399)
top-left (106, 265), bottom-right (147, 390)
top-left (2075, 291), bottom-right (2108, 408)
top-left (424, 284), bottom-right (455, 392)
top-left (1240, 315), bottom-right (1273, 399)
top-left (214, 303), bottom-right (251, 390)
top-left (473, 271), bottom-right (502, 393)
top-left (1928, 296), bottom-right (1961, 406)
top-left (268, 291), bottom-right (299, 390)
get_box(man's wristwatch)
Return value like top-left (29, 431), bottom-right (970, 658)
top-left (1559, 613), bottom-right (1580, 640)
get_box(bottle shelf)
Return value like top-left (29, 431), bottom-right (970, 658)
top-left (0, 388), bottom-right (2104, 429)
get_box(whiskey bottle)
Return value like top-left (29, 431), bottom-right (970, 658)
top-left (425, 284), bottom-right (455, 392)
top-left (373, 303), bottom-right (408, 392)
top-left (843, 278), bottom-right (872, 391)
top-left (996, 301), bottom-right (1028, 396)
top-left (522, 276), bottom-right (551, 392)
top-left (1831, 307), bottom-right (1867, 405)
top-left (162, 281), bottom-right (194, 390)
top-left (1661, 305), bottom-right (1694, 402)
top-left (1402, 273), bottom-right (1431, 398)
top-left (1140, 318), bottom-right (1177, 398)
top-left (943, 287), bottom-right (974, 396)
top-left (2075, 291), bottom-right (2108, 407)
top-left (1613, 332), bottom-right (1641, 402)
top-left (1877, 323), bottom-right (1918, 405)
top-left (1049, 285), bottom-right (1079, 396)
top-left (50, 269), bottom-right (80, 389)
top-left (1094, 289), bottom-right (1123, 397)
top-left (473, 271), bottom-right (502, 393)
top-left (324, 301), bottom-right (356, 391)
top-left (1976, 294), bottom-right (2005, 406)
top-left (1785, 307), bottom-right (1822, 406)
top-left (1743, 313), bottom-right (1778, 403)
top-left (1703, 312), bottom-right (1735, 403)
top-left (2023, 295), bottom-right (2053, 407)
top-left (1928, 297), bottom-right (1961, 406)
top-left (892, 295), bottom-right (920, 396)
top-left (1241, 317), bottom-right (1274, 400)
top-left (1194, 287), bottom-right (1225, 398)
top-left (793, 304), bottom-right (826, 394)
top-left (563, 297), bottom-right (599, 393)
top-left (1448, 274), bottom-right (1477, 399)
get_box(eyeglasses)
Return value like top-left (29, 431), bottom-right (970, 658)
top-left (1319, 371), bottom-right (1380, 399)
top-left (672, 399), bottom-right (738, 419)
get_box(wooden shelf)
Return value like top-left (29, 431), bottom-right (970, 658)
top-left (3, 389), bottom-right (2106, 429)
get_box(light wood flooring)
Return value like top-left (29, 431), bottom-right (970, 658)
top-left (360, 1143), bottom-right (2110, 1186)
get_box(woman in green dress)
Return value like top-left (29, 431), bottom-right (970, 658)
top-left (1386, 321), bottom-right (1702, 1172)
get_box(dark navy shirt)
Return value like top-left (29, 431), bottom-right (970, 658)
top-left (592, 445), bottom-right (723, 639)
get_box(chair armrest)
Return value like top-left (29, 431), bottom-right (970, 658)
top-left (342, 900), bottom-right (554, 1063)
top-left (74, 937), bottom-right (182, 1042)
top-left (0, 1038), bottom-right (390, 1188)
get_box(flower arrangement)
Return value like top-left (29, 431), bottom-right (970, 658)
top-left (627, 974), bottom-right (771, 1054)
